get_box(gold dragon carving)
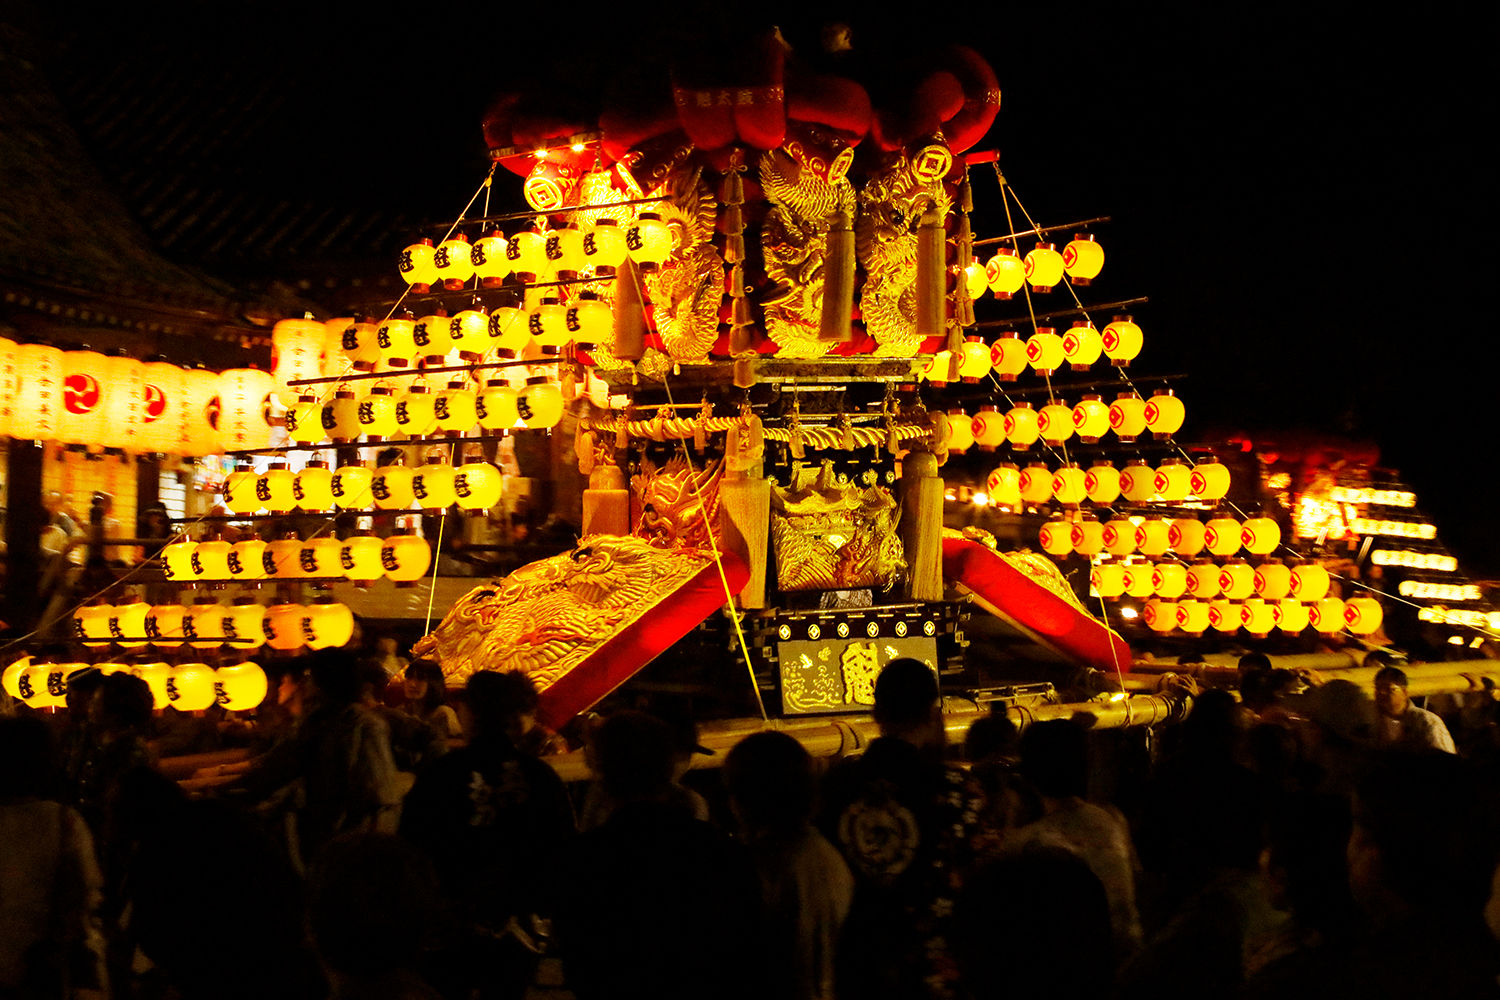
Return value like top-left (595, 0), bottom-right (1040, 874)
top-left (645, 167), bottom-right (724, 362)
top-left (633, 453), bottom-right (724, 550)
top-left (758, 147), bottom-right (856, 358)
top-left (770, 461), bottom-right (905, 592)
top-left (857, 150), bottom-right (952, 356)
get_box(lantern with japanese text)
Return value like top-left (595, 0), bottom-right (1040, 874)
top-left (224, 463), bottom-right (261, 514)
top-left (1062, 234), bottom-right (1104, 285)
top-left (1071, 515), bottom-right (1105, 556)
top-left (271, 319), bottom-right (326, 407)
top-left (506, 228), bottom-right (551, 279)
top-left (285, 394), bottom-right (325, 445)
top-left (581, 218), bottom-right (628, 273)
top-left (192, 535), bottom-right (232, 581)
top-left (293, 460), bottom-right (335, 512)
top-left (382, 531), bottom-right (432, 583)
top-left (984, 248), bottom-right (1026, 299)
top-left (454, 461), bottom-right (504, 511)
top-left (434, 380), bottom-right (478, 436)
top-left (1108, 392), bottom-right (1147, 442)
top-left (1039, 518), bottom-right (1073, 556)
top-left (449, 308), bottom-right (489, 360)
top-left (322, 389), bottom-right (362, 443)
top-left (300, 536), bottom-right (344, 579)
top-left (477, 380), bottom-right (521, 431)
top-left (1186, 560), bottom-right (1221, 600)
top-left (1289, 562), bottom-right (1330, 602)
top-left (433, 233), bottom-right (474, 289)
top-left (368, 464), bottom-right (413, 511)
top-left (1103, 518), bottom-right (1138, 556)
top-left (517, 378), bottom-right (564, 430)
top-left (162, 538), bottom-right (197, 584)
top-left (1204, 515), bottom-right (1243, 557)
top-left (1240, 517), bottom-right (1281, 556)
top-left (376, 316), bottom-right (418, 371)
top-left (413, 311), bottom-right (454, 364)
top-left (1101, 315), bottom-right (1143, 367)
top-left (264, 535), bottom-right (305, 578)
top-left (107, 602), bottom-right (150, 649)
top-left (220, 599), bottom-right (266, 651)
top-left (1019, 463), bottom-right (1054, 505)
top-left (1119, 460), bottom-right (1157, 504)
top-left (471, 230), bottom-right (512, 286)
top-left (1143, 389), bottom-right (1184, 440)
top-left (218, 368), bottom-right (274, 451)
top-left (411, 459), bottom-right (457, 510)
top-left (1052, 463), bottom-right (1087, 506)
top-left (304, 600), bottom-right (355, 650)
top-left (101, 354), bottom-right (147, 452)
top-left (1091, 562), bottom-right (1126, 598)
top-left (15, 343), bottom-right (66, 442)
top-left (394, 383), bottom-right (438, 438)
top-left (1309, 598), bottom-right (1346, 634)
top-left (1189, 459), bottom-right (1231, 501)
top-left (1169, 518), bottom-right (1206, 557)
top-left (1084, 461), bottom-right (1121, 504)
top-left (59, 350), bottom-right (110, 447)
top-left (564, 295), bottom-right (613, 351)
top-left (1025, 327), bottom-right (1064, 376)
top-left (544, 223), bottom-right (586, 277)
top-left (0, 657), bottom-right (28, 701)
top-left (354, 386), bottom-right (399, 440)
top-left (138, 361), bottom-right (183, 454)
top-left (989, 331), bottom-right (1028, 381)
top-left (399, 238), bottom-right (439, 292)
top-left (986, 463), bottom-right (1021, 507)
top-left (177, 367), bottom-right (222, 456)
top-left (330, 319), bottom-right (381, 373)
top-left (73, 604), bottom-right (113, 648)
top-left (144, 604), bottom-right (186, 647)
top-left (340, 532), bottom-right (386, 582)
top-left (262, 603), bottom-right (306, 651)
top-left (625, 212), bottom-right (675, 269)
top-left (215, 662), bottom-right (268, 712)
top-left (1023, 244), bottom-right (1064, 292)
top-left (330, 462), bottom-right (374, 509)
top-left (258, 462), bottom-right (298, 513)
top-left (1061, 321), bottom-right (1103, 371)
top-left (184, 598), bottom-right (224, 650)
top-left (1038, 401), bottom-right (1074, 446)
top-left (229, 538), bottom-right (266, 581)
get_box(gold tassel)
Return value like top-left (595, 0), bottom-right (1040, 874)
top-left (915, 203), bottom-right (946, 340)
top-left (819, 207), bottom-right (855, 342)
top-left (733, 356), bottom-right (756, 388)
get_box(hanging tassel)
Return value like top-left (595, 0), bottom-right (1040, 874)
top-left (612, 259), bottom-right (648, 362)
top-left (915, 203), bottom-right (946, 340)
top-left (733, 356), bottom-right (756, 389)
top-left (819, 207), bottom-right (855, 343)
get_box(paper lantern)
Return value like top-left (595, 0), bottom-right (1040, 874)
top-left (331, 320), bottom-right (381, 372)
top-left (1062, 234), bottom-right (1104, 285)
top-left (1309, 598), bottom-right (1346, 634)
top-left (1240, 517), bottom-right (1281, 556)
top-left (330, 462), bottom-right (374, 509)
top-left (449, 309), bottom-right (489, 360)
top-left (228, 539), bottom-right (266, 581)
top-left (1169, 519), bottom-right (1206, 557)
top-left (74, 604), bottom-right (114, 648)
top-left (1154, 459), bottom-right (1191, 503)
top-left (1119, 461), bottom-right (1158, 503)
top-left (1101, 315), bottom-right (1143, 367)
top-left (1061, 321), bottom-right (1103, 371)
top-left (506, 229), bottom-right (552, 278)
top-left (258, 462), bottom-right (298, 512)
top-left (285, 394), bottom-right (325, 445)
top-left (957, 336), bottom-right (991, 382)
top-left (263, 603), bottom-right (307, 652)
top-left (517, 378), bottom-right (564, 430)
top-left (294, 461), bottom-right (336, 512)
top-left (471, 230), bottom-right (512, 286)
top-left (921, 352), bottom-right (953, 386)
top-left (270, 319), bottom-right (326, 408)
top-left (144, 604), bottom-right (186, 647)
top-left (1023, 243), bottom-right (1064, 292)
top-left (1038, 401), bottom-right (1075, 446)
top-left (1001, 404), bottom-right (1039, 449)
top-left (986, 463), bottom-right (1021, 507)
top-left (413, 311), bottom-right (454, 363)
top-left (1175, 600), bottom-right (1210, 633)
top-left (178, 367), bottom-right (223, 456)
top-left (376, 317), bottom-right (418, 371)
top-left (1144, 389), bottom-right (1185, 439)
top-left (340, 533), bottom-right (386, 582)
top-left (1186, 561), bottom-right (1222, 599)
top-left (1254, 562), bottom-right (1292, 600)
top-left (1039, 519), bottom-right (1073, 556)
top-left (224, 464), bottom-right (262, 514)
top-left (1108, 392), bottom-right (1147, 442)
top-left (370, 463), bottom-right (415, 510)
top-left (394, 384), bottom-right (438, 438)
top-left (300, 536), bottom-right (344, 579)
top-left (0, 337), bottom-right (17, 439)
top-left (433, 233), bottom-right (474, 290)
top-left (1144, 600), bottom-right (1178, 633)
top-left (399, 238), bottom-right (439, 292)
top-left (411, 460), bottom-right (457, 510)
top-left (1071, 516), bottom-right (1105, 555)
top-left (125, 662), bottom-right (170, 710)
top-left (1069, 395), bottom-right (1109, 444)
top-left (1103, 518), bottom-right (1138, 556)
top-left (101, 354), bottom-right (147, 452)
top-left (968, 407), bottom-right (1005, 450)
top-left (581, 219), bottom-right (628, 271)
top-left (106, 602), bottom-right (150, 649)
top-left (564, 295), bottom-right (613, 349)
top-left (1091, 562), bottom-right (1126, 598)
top-left (138, 361), bottom-right (184, 453)
top-left (16, 663), bottom-right (63, 709)
top-left (0, 657), bottom-right (28, 700)
top-left (58, 350), bottom-right (111, 447)
top-left (1052, 464), bottom-right (1087, 505)
top-left (1019, 463), bottom-right (1054, 504)
top-left (1025, 327), bottom-right (1064, 375)
top-left (1204, 516), bottom-right (1243, 557)
top-left (625, 212), bottom-right (675, 267)
top-left (214, 662), bottom-right (269, 712)
top-left (1152, 562), bottom-right (1188, 599)
top-left (220, 600), bottom-right (266, 651)
top-left (1122, 560), bottom-right (1155, 599)
top-left (454, 462), bottom-right (504, 510)
top-left (304, 601), bottom-right (355, 650)
top-left (1241, 599), bottom-right (1276, 636)
top-left (14, 343), bottom-right (65, 442)
top-left (263, 535), bottom-right (305, 578)
top-left (1189, 460), bottom-right (1231, 501)
top-left (218, 368), bottom-right (274, 451)
top-left (989, 331), bottom-right (1028, 381)
top-left (1084, 462), bottom-right (1121, 505)
top-left (944, 409), bottom-right (974, 453)
top-left (963, 257), bottom-right (988, 302)
top-left (984, 248), bottom-right (1026, 299)
top-left (1207, 599), bottom-right (1238, 633)
top-left (184, 599), bottom-right (224, 650)
top-left (1343, 597), bottom-right (1383, 635)
top-left (488, 307), bottom-right (530, 357)
top-left (192, 536), bottom-right (232, 581)
top-left (322, 389), bottom-right (362, 443)
top-left (434, 381), bottom-right (478, 435)
top-left (382, 532), bottom-right (432, 583)
top-left (1289, 563), bottom-right (1331, 602)
top-left (544, 224), bottom-right (586, 275)
top-left (477, 380), bottom-right (521, 431)
top-left (1276, 601), bottom-right (1310, 633)
top-left (1136, 519), bottom-right (1171, 557)
top-left (526, 299), bottom-right (569, 349)
top-left (1219, 561), bottom-right (1256, 601)
top-left (161, 538), bottom-right (197, 584)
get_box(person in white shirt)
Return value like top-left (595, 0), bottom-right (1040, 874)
top-left (1373, 665), bottom-right (1456, 754)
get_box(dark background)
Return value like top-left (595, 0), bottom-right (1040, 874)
top-left (17, 1), bottom-right (1496, 570)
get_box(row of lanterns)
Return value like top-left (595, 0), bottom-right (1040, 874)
top-left (915, 316), bottom-right (1144, 385)
top-left (160, 532), bottom-right (432, 583)
top-left (223, 460), bottom-right (504, 514)
top-left (1131, 596), bottom-right (1383, 636)
top-left (978, 235), bottom-right (1107, 298)
top-left (1086, 558), bottom-right (1333, 602)
top-left (1039, 512), bottom-right (1279, 557)
top-left (282, 375), bottom-right (563, 446)
top-left (72, 600), bottom-right (355, 652)
top-left (2, 658), bottom-right (268, 712)
top-left (983, 458), bottom-right (1230, 508)
top-left (944, 389), bottom-right (1184, 453)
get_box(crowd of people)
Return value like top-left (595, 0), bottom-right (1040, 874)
top-left (2, 650), bottom-right (1499, 999)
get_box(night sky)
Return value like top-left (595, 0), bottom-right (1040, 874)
top-left (22, 2), bottom-right (1497, 570)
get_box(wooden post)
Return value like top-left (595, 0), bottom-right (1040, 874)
top-left (582, 462), bottom-right (631, 537)
top-left (718, 419), bottom-right (770, 609)
top-left (899, 448), bottom-right (944, 602)
top-left (819, 208), bottom-right (854, 343)
top-left (915, 203), bottom-right (946, 341)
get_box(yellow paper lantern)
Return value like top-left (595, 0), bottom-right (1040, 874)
top-left (1039, 519), bottom-right (1073, 556)
top-left (449, 309), bottom-right (489, 360)
top-left (177, 367), bottom-right (223, 457)
top-left (1119, 461), bottom-right (1158, 504)
top-left (105, 602), bottom-right (150, 649)
top-left (124, 662), bottom-right (169, 710)
top-left (944, 409), bottom-right (974, 453)
top-left (1169, 518), bottom-right (1207, 557)
top-left (1061, 321), bottom-right (1103, 371)
top-left (221, 600), bottom-right (266, 651)
top-left (1084, 462), bottom-right (1121, 505)
top-left (411, 460), bottom-right (457, 510)
top-left (963, 257), bottom-right (987, 302)
top-left (434, 380), bottom-right (478, 435)
top-left (986, 464), bottom-right (1021, 507)
top-left (224, 465), bottom-right (262, 514)
top-left (271, 319), bottom-right (327, 408)
top-left (1343, 597), bottom-right (1383, 635)
top-left (294, 461), bottom-right (336, 512)
top-left (526, 298), bottom-right (571, 350)
top-left (625, 212), bottom-right (675, 267)
top-left (161, 538), bottom-right (198, 584)
top-left (1276, 600), bottom-right (1310, 633)
top-left (304, 601), bottom-right (355, 650)
top-left (1070, 395), bottom-right (1109, 443)
top-left (258, 462), bottom-right (298, 513)
top-left (138, 361), bottom-right (184, 454)
top-left (1152, 562), bottom-right (1188, 599)
top-left (1240, 517), bottom-right (1281, 556)
top-left (330, 462), bottom-right (375, 509)
top-left (1025, 327), bottom-right (1064, 375)
top-left (0, 336), bottom-right (14, 439)
top-left (1289, 563), bottom-right (1331, 602)
top-left (18, 663), bottom-right (69, 709)
top-left (1189, 460), bottom-right (1231, 501)
top-left (544, 224), bottom-right (586, 275)
top-left (1023, 243), bottom-right (1064, 292)
top-left (0, 657), bottom-right (29, 700)
top-left (1091, 562), bottom-right (1126, 598)
top-left (1001, 404), bottom-right (1039, 449)
top-left (1144, 390), bottom-right (1185, 440)
top-left (1207, 599), bottom-right (1238, 633)
top-left (1101, 315), bottom-right (1143, 367)
top-left (376, 317), bottom-right (418, 371)
top-left (957, 337), bottom-right (991, 382)
top-left (1136, 519), bottom-right (1171, 557)
top-left (1019, 463), bottom-right (1054, 504)
top-left (1052, 464), bottom-right (1087, 506)
top-left (322, 389), bottom-right (362, 443)
top-left (399, 238), bottom-right (439, 291)
top-left (1108, 392), bottom-right (1147, 442)
top-left (477, 380), bottom-right (521, 430)
top-left (506, 229), bottom-right (552, 278)
top-left (101, 354), bottom-right (147, 452)
top-left (413, 311), bottom-right (454, 363)
top-left (454, 462), bottom-right (503, 510)
top-left (352, 386), bottom-right (398, 439)
top-left (1175, 600), bottom-right (1210, 633)
top-left (1309, 598), bottom-right (1346, 634)
top-left (214, 662), bottom-right (269, 712)
top-left (1123, 560), bottom-right (1155, 599)
top-left (340, 533), bottom-right (386, 582)
top-left (14, 343), bottom-right (66, 442)
top-left (394, 384), bottom-right (438, 438)
top-left (1103, 518), bottom-right (1138, 556)
top-left (1144, 600), bottom-right (1178, 633)
top-left (192, 536), bottom-right (233, 581)
top-left (73, 604), bottom-right (114, 648)
top-left (372, 464), bottom-right (416, 510)
top-left (471, 229), bottom-right (512, 286)
top-left (218, 368), bottom-right (275, 451)
top-left (285, 393), bottom-right (325, 445)
top-left (1070, 516), bottom-right (1105, 555)
top-left (1241, 599), bottom-right (1277, 636)
top-left (331, 319), bottom-right (381, 373)
top-left (382, 532), bottom-right (432, 583)
top-left (564, 295), bottom-right (613, 349)
top-left (300, 536), bottom-right (345, 579)
top-left (58, 350), bottom-right (111, 447)
top-left (145, 604), bottom-right (186, 647)
top-left (988, 331), bottom-right (1028, 381)
top-left (517, 378), bottom-right (564, 430)
top-left (581, 219), bottom-right (628, 271)
top-left (1218, 561), bottom-right (1255, 601)
top-left (969, 407), bottom-right (1005, 450)
top-left (1062, 234), bottom-right (1105, 285)
top-left (184, 599), bottom-right (224, 650)
top-left (1154, 459), bottom-right (1192, 503)
top-left (263, 535), bottom-right (305, 578)
top-left (1186, 561), bottom-right (1222, 600)
top-left (262, 603), bottom-right (306, 651)
top-left (984, 248), bottom-right (1026, 299)
top-left (228, 539), bottom-right (266, 581)
top-left (433, 233), bottom-right (474, 290)
top-left (1254, 562), bottom-right (1292, 600)
top-left (1038, 401), bottom-right (1075, 446)
top-left (1204, 516), bottom-right (1243, 557)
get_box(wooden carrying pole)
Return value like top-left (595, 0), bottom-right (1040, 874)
top-left (899, 449), bottom-right (945, 602)
top-left (718, 420), bottom-right (770, 609)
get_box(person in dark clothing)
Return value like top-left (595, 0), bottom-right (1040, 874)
top-left (818, 658), bottom-right (984, 1000)
top-left (555, 709), bottom-right (765, 1000)
top-left (400, 670), bottom-right (575, 1000)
